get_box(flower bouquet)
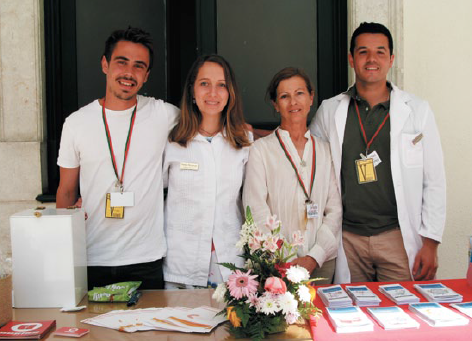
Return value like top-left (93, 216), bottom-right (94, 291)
top-left (213, 208), bottom-right (322, 340)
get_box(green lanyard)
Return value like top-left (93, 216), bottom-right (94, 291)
top-left (101, 99), bottom-right (137, 191)
top-left (275, 129), bottom-right (316, 203)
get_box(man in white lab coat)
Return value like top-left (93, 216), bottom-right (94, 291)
top-left (310, 22), bottom-right (446, 283)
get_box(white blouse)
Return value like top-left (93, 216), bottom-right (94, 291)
top-left (163, 132), bottom-right (251, 286)
top-left (242, 128), bottom-right (342, 267)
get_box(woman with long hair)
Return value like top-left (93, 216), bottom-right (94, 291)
top-left (163, 55), bottom-right (252, 289)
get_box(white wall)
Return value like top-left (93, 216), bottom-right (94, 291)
top-left (404, 0), bottom-right (472, 278)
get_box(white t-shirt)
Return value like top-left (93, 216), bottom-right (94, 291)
top-left (57, 95), bottom-right (179, 266)
top-left (163, 132), bottom-right (251, 286)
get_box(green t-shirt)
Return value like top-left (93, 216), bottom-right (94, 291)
top-left (341, 84), bottom-right (399, 236)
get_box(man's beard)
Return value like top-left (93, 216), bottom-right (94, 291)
top-left (112, 90), bottom-right (136, 101)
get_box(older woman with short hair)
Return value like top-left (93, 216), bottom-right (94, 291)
top-left (243, 67), bottom-right (342, 284)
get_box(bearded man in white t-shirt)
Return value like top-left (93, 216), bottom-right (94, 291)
top-left (56, 27), bottom-right (179, 289)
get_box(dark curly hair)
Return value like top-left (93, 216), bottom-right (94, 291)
top-left (103, 27), bottom-right (154, 69)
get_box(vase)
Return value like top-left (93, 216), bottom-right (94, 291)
top-left (268, 321), bottom-right (288, 334)
top-left (268, 323), bottom-right (288, 334)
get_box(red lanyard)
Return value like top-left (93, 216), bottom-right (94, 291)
top-left (275, 129), bottom-right (316, 202)
top-left (354, 101), bottom-right (390, 154)
top-left (102, 99), bottom-right (137, 188)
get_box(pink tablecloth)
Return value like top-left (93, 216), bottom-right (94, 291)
top-left (312, 278), bottom-right (472, 341)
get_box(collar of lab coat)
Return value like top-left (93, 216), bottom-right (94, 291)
top-left (333, 82), bottom-right (412, 148)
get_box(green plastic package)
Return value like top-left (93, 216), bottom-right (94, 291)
top-left (88, 281), bottom-right (142, 302)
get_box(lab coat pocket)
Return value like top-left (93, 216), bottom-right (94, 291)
top-left (402, 133), bottom-right (423, 168)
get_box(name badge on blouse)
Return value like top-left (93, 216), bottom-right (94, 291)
top-left (355, 158), bottom-right (377, 184)
top-left (180, 162), bottom-right (199, 171)
top-left (306, 202), bottom-right (319, 219)
top-left (105, 193), bottom-right (124, 219)
top-left (110, 192), bottom-right (134, 207)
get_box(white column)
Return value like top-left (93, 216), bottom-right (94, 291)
top-left (0, 0), bottom-right (48, 256)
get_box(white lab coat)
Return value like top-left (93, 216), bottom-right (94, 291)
top-left (163, 132), bottom-right (250, 286)
top-left (309, 83), bottom-right (446, 283)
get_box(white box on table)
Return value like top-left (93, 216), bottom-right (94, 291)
top-left (10, 208), bottom-right (87, 308)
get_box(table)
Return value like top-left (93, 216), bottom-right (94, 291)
top-left (11, 287), bottom-right (312, 340)
top-left (10, 279), bottom-right (472, 340)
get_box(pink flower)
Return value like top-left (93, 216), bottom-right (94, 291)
top-left (265, 215), bottom-right (280, 231)
top-left (291, 230), bottom-right (304, 246)
top-left (254, 229), bottom-right (264, 239)
top-left (245, 293), bottom-right (259, 308)
top-left (248, 236), bottom-right (262, 252)
top-left (264, 277), bottom-right (287, 294)
top-left (227, 269), bottom-right (259, 299)
top-left (263, 236), bottom-right (278, 252)
top-left (285, 311), bottom-right (300, 324)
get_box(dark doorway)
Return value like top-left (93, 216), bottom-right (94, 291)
top-left (41, 0), bottom-right (346, 199)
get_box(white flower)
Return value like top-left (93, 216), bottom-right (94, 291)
top-left (278, 292), bottom-right (298, 315)
top-left (261, 298), bottom-right (277, 315)
top-left (235, 238), bottom-right (246, 251)
top-left (297, 285), bottom-right (311, 303)
top-left (212, 283), bottom-right (227, 303)
top-left (243, 222), bottom-right (257, 235)
top-left (286, 265), bottom-right (310, 283)
top-left (285, 311), bottom-right (301, 324)
top-left (258, 292), bottom-right (281, 315)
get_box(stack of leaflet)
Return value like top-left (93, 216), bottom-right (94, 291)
top-left (451, 302), bottom-right (472, 318)
top-left (367, 306), bottom-right (420, 330)
top-left (326, 306), bottom-right (374, 333)
top-left (346, 285), bottom-right (381, 307)
top-left (81, 306), bottom-right (226, 333)
top-left (409, 302), bottom-right (469, 327)
top-left (413, 283), bottom-right (463, 303)
top-left (378, 284), bottom-right (420, 305)
top-left (317, 285), bottom-right (353, 308)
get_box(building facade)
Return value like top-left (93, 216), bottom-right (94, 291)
top-left (1, 0), bottom-right (471, 279)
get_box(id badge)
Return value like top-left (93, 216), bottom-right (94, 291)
top-left (306, 202), bottom-right (319, 219)
top-left (180, 162), bottom-right (199, 171)
top-left (110, 192), bottom-right (134, 207)
top-left (105, 193), bottom-right (124, 219)
top-left (367, 150), bottom-right (382, 167)
top-left (355, 158), bottom-right (377, 184)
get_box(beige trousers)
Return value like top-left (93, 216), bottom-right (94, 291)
top-left (342, 228), bottom-right (412, 283)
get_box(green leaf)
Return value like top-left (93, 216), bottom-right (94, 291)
top-left (245, 206), bottom-right (254, 225)
top-left (239, 306), bottom-right (250, 327)
top-left (218, 262), bottom-right (246, 272)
